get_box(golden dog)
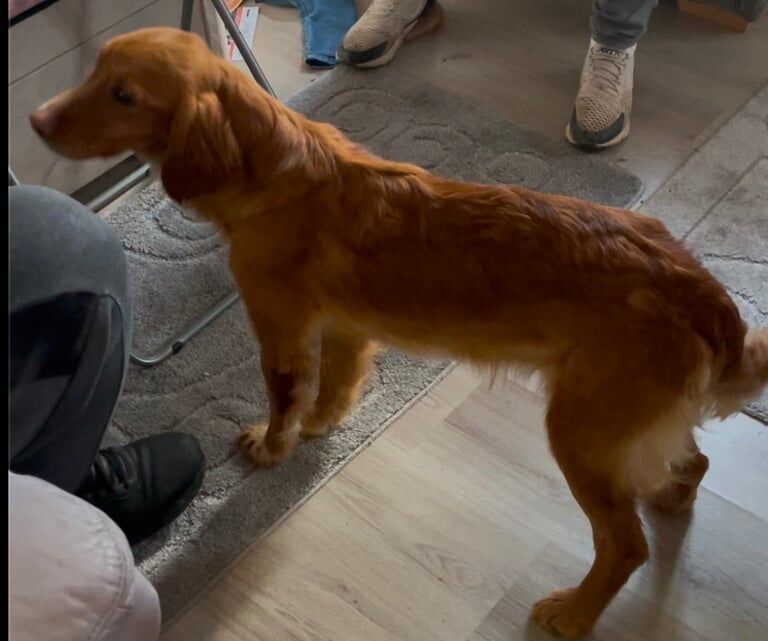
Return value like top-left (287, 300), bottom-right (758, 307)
top-left (30, 27), bottom-right (768, 638)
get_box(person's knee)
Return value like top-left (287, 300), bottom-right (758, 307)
top-left (10, 185), bottom-right (124, 259)
top-left (9, 185), bottom-right (130, 317)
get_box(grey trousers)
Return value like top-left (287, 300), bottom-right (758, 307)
top-left (591, 0), bottom-right (659, 50)
top-left (9, 185), bottom-right (132, 492)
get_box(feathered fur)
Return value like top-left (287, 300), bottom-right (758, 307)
top-left (29, 28), bottom-right (768, 638)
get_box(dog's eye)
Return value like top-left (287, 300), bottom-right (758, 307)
top-left (112, 87), bottom-right (133, 106)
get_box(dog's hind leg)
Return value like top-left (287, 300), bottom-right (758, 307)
top-left (301, 328), bottom-right (377, 440)
top-left (532, 352), bottom-right (659, 637)
top-left (534, 416), bottom-right (649, 636)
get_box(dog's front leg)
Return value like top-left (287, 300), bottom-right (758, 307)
top-left (301, 328), bottom-right (378, 440)
top-left (239, 314), bottom-right (318, 468)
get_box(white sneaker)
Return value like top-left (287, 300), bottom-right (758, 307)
top-left (566, 39), bottom-right (636, 150)
top-left (337, 0), bottom-right (442, 68)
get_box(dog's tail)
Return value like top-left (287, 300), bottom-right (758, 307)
top-left (711, 326), bottom-right (768, 419)
top-left (671, 268), bottom-right (767, 418)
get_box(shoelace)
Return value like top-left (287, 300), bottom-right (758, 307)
top-left (364, 0), bottom-right (424, 20)
top-left (585, 47), bottom-right (628, 97)
top-left (87, 448), bottom-right (132, 495)
top-left (363, 0), bottom-right (396, 19)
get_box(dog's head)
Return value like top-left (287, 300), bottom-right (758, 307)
top-left (29, 27), bottom-right (274, 203)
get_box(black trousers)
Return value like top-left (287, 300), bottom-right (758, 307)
top-left (9, 186), bottom-right (132, 493)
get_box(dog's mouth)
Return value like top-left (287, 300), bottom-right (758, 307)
top-left (31, 125), bottom-right (130, 161)
top-left (38, 136), bottom-right (118, 160)
top-left (29, 105), bottom-right (120, 159)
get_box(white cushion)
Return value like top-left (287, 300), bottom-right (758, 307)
top-left (9, 472), bottom-right (161, 641)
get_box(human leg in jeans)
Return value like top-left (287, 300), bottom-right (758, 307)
top-left (566, 0), bottom-right (659, 149)
top-left (9, 184), bottom-right (205, 544)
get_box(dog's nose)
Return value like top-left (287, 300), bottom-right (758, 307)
top-left (29, 108), bottom-right (58, 138)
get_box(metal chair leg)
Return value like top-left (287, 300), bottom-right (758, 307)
top-left (209, 0), bottom-right (277, 97)
top-left (181, 0), bottom-right (195, 31)
top-left (86, 164), bottom-right (152, 212)
top-left (130, 291), bottom-right (241, 366)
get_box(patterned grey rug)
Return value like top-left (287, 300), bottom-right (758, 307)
top-left (642, 84), bottom-right (768, 424)
top-left (104, 65), bottom-right (643, 621)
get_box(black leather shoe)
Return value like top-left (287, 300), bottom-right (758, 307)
top-left (77, 433), bottom-right (205, 544)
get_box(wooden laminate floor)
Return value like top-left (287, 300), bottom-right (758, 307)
top-left (162, 366), bottom-right (768, 641)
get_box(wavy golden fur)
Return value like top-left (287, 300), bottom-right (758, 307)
top-left (30, 28), bottom-right (768, 638)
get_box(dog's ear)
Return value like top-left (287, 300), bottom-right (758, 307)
top-left (161, 92), bottom-right (242, 203)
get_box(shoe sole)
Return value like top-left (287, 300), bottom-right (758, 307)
top-left (565, 116), bottom-right (631, 150)
top-left (343, 1), bottom-right (444, 69)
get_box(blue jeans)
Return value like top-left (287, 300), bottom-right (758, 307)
top-left (267, 0), bottom-right (357, 67)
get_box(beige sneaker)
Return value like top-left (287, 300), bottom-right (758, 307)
top-left (566, 39), bottom-right (636, 150)
top-left (337, 0), bottom-right (443, 68)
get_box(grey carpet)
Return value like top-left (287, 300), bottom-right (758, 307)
top-left (641, 84), bottom-right (768, 424)
top-left (104, 65), bottom-right (643, 621)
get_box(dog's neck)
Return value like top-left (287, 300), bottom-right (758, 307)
top-left (217, 63), bottom-right (428, 185)
top-left (169, 65), bottom-right (429, 232)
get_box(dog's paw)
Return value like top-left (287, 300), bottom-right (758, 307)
top-left (238, 424), bottom-right (291, 468)
top-left (532, 589), bottom-right (594, 638)
top-left (300, 410), bottom-right (343, 441)
top-left (300, 423), bottom-right (332, 441)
